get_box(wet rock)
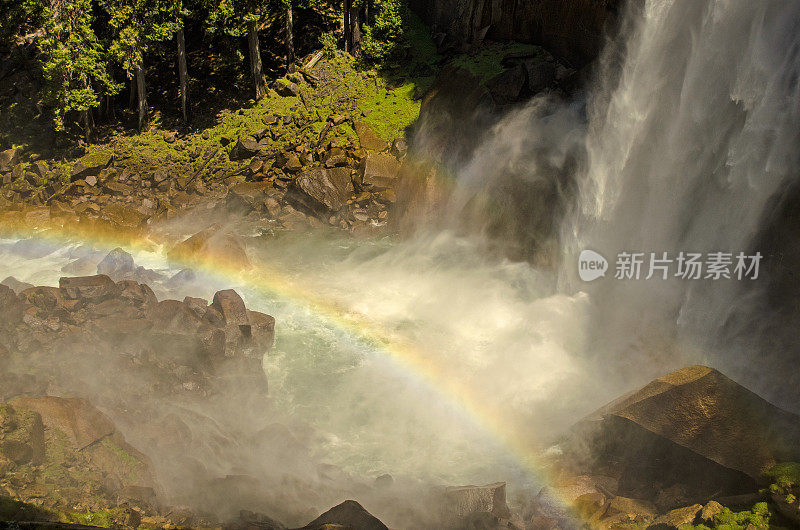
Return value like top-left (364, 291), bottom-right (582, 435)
top-left (247, 310), bottom-right (275, 352)
top-left (211, 289), bottom-right (250, 328)
top-left (444, 482), bottom-right (511, 520)
top-left (62, 256), bottom-right (100, 275)
top-left (301, 500), bottom-right (388, 530)
top-left (97, 248), bottom-right (136, 278)
top-left (291, 167), bottom-right (353, 212)
top-left (11, 238), bottom-right (59, 259)
top-left (361, 153), bottom-right (401, 190)
top-left (2, 276), bottom-right (35, 294)
top-left (0, 284), bottom-right (23, 328)
top-left (523, 59), bottom-right (556, 93)
top-left (563, 365), bottom-right (800, 503)
top-left (70, 151), bottom-right (112, 181)
top-left (60, 275), bottom-right (120, 302)
top-left (390, 138), bottom-right (408, 159)
top-left (168, 223), bottom-right (251, 270)
top-left (103, 203), bottom-right (149, 228)
top-left (354, 122), bottom-right (387, 151)
top-left (11, 396), bottom-right (113, 451)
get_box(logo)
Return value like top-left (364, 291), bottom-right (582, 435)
top-left (578, 250), bottom-right (608, 282)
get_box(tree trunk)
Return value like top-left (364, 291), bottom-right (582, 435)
top-left (247, 20), bottom-right (266, 99)
top-left (344, 0), bottom-right (351, 53)
top-left (129, 77), bottom-right (136, 110)
top-left (136, 65), bottom-right (147, 132)
top-left (177, 28), bottom-right (188, 122)
top-left (348, 2), bottom-right (361, 56)
top-left (81, 76), bottom-right (92, 142)
top-left (285, 5), bottom-right (294, 64)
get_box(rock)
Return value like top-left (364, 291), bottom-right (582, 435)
top-left (273, 79), bottom-right (300, 97)
top-left (0, 147), bottom-right (23, 173)
top-left (390, 138), bottom-right (408, 159)
top-left (11, 238), bottom-right (59, 258)
top-left (232, 137), bottom-right (263, 160)
top-left (605, 496), bottom-right (657, 522)
top-left (263, 114), bottom-right (278, 125)
top-left (0, 284), bottom-right (23, 326)
top-left (97, 247), bottom-right (136, 278)
top-left (563, 365), bottom-right (800, 502)
top-left (354, 122), bottom-right (387, 151)
top-left (211, 289), bottom-right (250, 328)
top-left (648, 504), bottom-right (702, 529)
top-left (291, 167), bottom-right (353, 212)
top-left (698, 501), bottom-right (724, 525)
top-left (361, 152), bottom-right (401, 190)
top-left (247, 310), bottom-right (276, 352)
top-left (0, 404), bottom-right (45, 465)
top-left (323, 147), bottom-right (348, 168)
top-left (301, 500), bottom-right (388, 530)
top-left (168, 223), bottom-right (251, 270)
top-left (444, 482), bottom-right (511, 520)
top-left (228, 181), bottom-right (270, 210)
top-left (523, 59), bottom-right (556, 93)
top-left (275, 151), bottom-right (303, 172)
top-left (10, 396), bottom-right (113, 451)
top-left (486, 64), bottom-right (526, 103)
top-left (103, 203), bottom-right (149, 228)
top-left (328, 114), bottom-right (347, 125)
top-left (118, 280), bottom-right (158, 308)
top-left (2, 276), bottom-right (35, 294)
top-left (60, 275), bottom-right (120, 302)
top-left (62, 257), bottom-right (100, 275)
top-left (70, 150), bottom-right (112, 181)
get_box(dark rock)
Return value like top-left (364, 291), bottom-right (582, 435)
top-left (60, 275), bottom-right (120, 302)
top-left (273, 80), bottom-right (300, 97)
top-left (523, 59), bottom-right (556, 93)
top-left (486, 64), bottom-right (526, 103)
top-left (275, 152), bottom-right (303, 172)
top-left (697, 501), bottom-right (723, 525)
top-left (97, 248), bottom-right (136, 278)
top-left (233, 137), bottom-right (264, 160)
top-left (563, 365), bottom-right (800, 502)
top-left (0, 147), bottom-right (23, 173)
top-left (301, 500), bottom-right (388, 530)
top-left (291, 167), bottom-right (353, 212)
top-left (70, 151), bottom-right (112, 181)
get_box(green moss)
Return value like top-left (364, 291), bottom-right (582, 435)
top-left (65, 508), bottom-right (116, 527)
top-left (451, 42), bottom-right (545, 83)
top-left (766, 462), bottom-right (800, 488)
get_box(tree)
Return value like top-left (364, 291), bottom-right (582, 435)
top-left (102, 0), bottom-right (178, 131)
top-left (173, 0), bottom-right (190, 122)
top-left (361, 0), bottom-right (405, 64)
top-left (36, 0), bottom-right (120, 140)
top-left (283, 0), bottom-right (294, 64)
top-left (206, 0), bottom-right (269, 99)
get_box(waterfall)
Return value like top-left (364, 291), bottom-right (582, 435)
top-left (564, 0), bottom-right (800, 401)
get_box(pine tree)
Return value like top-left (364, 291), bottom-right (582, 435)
top-left (36, 0), bottom-right (120, 140)
top-left (101, 0), bottom-right (178, 131)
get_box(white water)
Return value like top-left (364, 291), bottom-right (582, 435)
top-left (2, 0), bottom-right (800, 525)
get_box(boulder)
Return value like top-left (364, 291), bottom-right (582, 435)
top-left (97, 247), bottom-right (136, 278)
top-left (70, 151), bottom-right (112, 181)
top-left (361, 153), bottom-right (401, 190)
top-left (648, 504), bottom-right (702, 529)
top-left (0, 284), bottom-right (23, 327)
top-left (59, 275), bottom-right (120, 302)
top-left (390, 138), bottom-right (408, 159)
top-left (301, 500), bottom-right (388, 530)
top-left (211, 289), bottom-right (250, 328)
top-left (486, 64), bottom-right (526, 103)
top-left (563, 365), bottom-right (800, 501)
top-left (275, 151), bottom-right (303, 172)
top-left (523, 59), bottom-right (556, 93)
top-left (273, 79), bottom-right (300, 97)
top-left (232, 137), bottom-right (263, 160)
top-left (248, 310), bottom-right (276, 352)
top-left (168, 223), bottom-right (251, 270)
top-left (444, 482), bottom-right (511, 520)
top-left (103, 202), bottom-right (149, 228)
top-left (0, 403), bottom-right (45, 465)
top-left (354, 122), bottom-right (387, 151)
top-left (291, 167), bottom-right (353, 212)
top-left (0, 147), bottom-right (23, 173)
top-left (697, 501), bottom-right (724, 525)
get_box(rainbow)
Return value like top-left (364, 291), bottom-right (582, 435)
top-left (0, 213), bottom-right (581, 523)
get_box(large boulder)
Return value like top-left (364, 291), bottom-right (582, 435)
top-left (0, 403), bottom-right (45, 465)
top-left (291, 167), bottom-right (353, 213)
top-left (444, 482), bottom-right (511, 520)
top-left (354, 122), bottom-right (387, 151)
top-left (360, 153), bottom-right (402, 190)
top-left (97, 247), bottom-right (136, 278)
top-left (301, 500), bottom-right (388, 530)
top-left (0, 147), bottom-right (23, 173)
top-left (562, 365), bottom-right (800, 501)
top-left (168, 223), bottom-right (251, 270)
top-left (59, 275), bottom-right (120, 302)
top-left (70, 151), bottom-right (112, 181)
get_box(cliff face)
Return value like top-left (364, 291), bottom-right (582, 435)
top-left (408, 0), bottom-right (625, 66)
